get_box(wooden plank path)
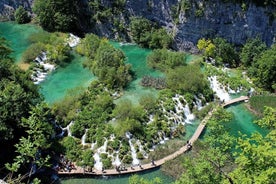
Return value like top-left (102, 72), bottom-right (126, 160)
top-left (58, 96), bottom-right (249, 176)
top-left (222, 96), bottom-right (249, 107)
top-left (58, 108), bottom-right (216, 176)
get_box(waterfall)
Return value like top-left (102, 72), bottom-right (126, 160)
top-left (93, 139), bottom-right (108, 171)
top-left (32, 52), bottom-right (55, 85)
top-left (184, 104), bottom-right (195, 124)
top-left (81, 129), bottom-right (88, 146)
top-left (167, 94), bottom-right (195, 125)
top-left (194, 95), bottom-right (203, 110)
top-left (208, 76), bottom-right (230, 101)
top-left (67, 33), bottom-right (80, 47)
top-left (62, 121), bottom-right (74, 137)
top-left (113, 154), bottom-right (121, 167)
top-left (93, 153), bottom-right (102, 171)
top-left (129, 139), bottom-right (139, 166)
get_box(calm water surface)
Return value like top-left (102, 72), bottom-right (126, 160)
top-left (1, 22), bottom-right (266, 184)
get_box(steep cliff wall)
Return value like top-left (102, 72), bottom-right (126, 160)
top-left (124, 0), bottom-right (275, 51)
top-left (0, 0), bottom-right (33, 21)
top-left (0, 0), bottom-right (275, 51)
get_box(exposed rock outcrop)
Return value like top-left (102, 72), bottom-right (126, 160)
top-left (0, 0), bottom-right (33, 21)
top-left (0, 0), bottom-right (275, 51)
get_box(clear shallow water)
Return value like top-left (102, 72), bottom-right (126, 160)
top-left (39, 53), bottom-right (95, 104)
top-left (61, 168), bottom-right (174, 184)
top-left (0, 22), bottom-right (41, 62)
top-left (111, 42), bottom-right (163, 104)
top-left (1, 22), bottom-right (266, 184)
top-left (226, 103), bottom-right (267, 137)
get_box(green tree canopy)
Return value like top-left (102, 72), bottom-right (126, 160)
top-left (147, 49), bottom-right (187, 72)
top-left (240, 37), bottom-right (267, 67)
top-left (33, 0), bottom-right (83, 32)
top-left (90, 40), bottom-right (132, 89)
top-left (166, 64), bottom-right (212, 96)
top-left (249, 44), bottom-right (276, 91)
top-left (14, 6), bottom-right (31, 24)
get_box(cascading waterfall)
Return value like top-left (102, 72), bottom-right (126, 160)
top-left (93, 153), bottom-right (102, 171)
top-left (129, 139), bottom-right (140, 166)
top-left (208, 76), bottom-right (230, 101)
top-left (183, 103), bottom-right (195, 124)
top-left (170, 94), bottom-right (195, 125)
top-left (32, 52), bottom-right (55, 85)
top-left (113, 153), bottom-right (121, 167)
top-left (62, 121), bottom-right (74, 137)
top-left (93, 139), bottom-right (108, 170)
top-left (81, 129), bottom-right (88, 146)
top-left (194, 95), bottom-right (203, 110)
top-left (67, 33), bottom-right (80, 47)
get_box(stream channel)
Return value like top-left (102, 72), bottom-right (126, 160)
top-left (0, 22), bottom-right (266, 184)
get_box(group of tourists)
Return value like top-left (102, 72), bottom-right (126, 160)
top-left (55, 154), bottom-right (76, 172)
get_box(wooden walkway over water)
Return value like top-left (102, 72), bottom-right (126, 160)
top-left (222, 96), bottom-right (249, 107)
top-left (58, 96), bottom-right (248, 176)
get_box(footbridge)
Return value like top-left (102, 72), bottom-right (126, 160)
top-left (58, 96), bottom-right (249, 176)
top-left (222, 96), bottom-right (249, 108)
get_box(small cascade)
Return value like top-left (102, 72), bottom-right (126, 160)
top-left (208, 76), bottom-right (230, 102)
top-left (93, 153), bottom-right (102, 171)
top-left (91, 142), bottom-right (96, 150)
top-left (137, 140), bottom-right (148, 158)
top-left (32, 52), bottom-right (55, 85)
top-left (81, 129), bottom-right (88, 146)
top-left (93, 138), bottom-right (108, 171)
top-left (62, 121), bottom-right (74, 137)
top-left (194, 95), bottom-right (203, 110)
top-left (166, 94), bottom-right (195, 125)
top-left (183, 104), bottom-right (195, 124)
top-left (67, 33), bottom-right (80, 47)
top-left (129, 139), bottom-right (139, 166)
top-left (113, 154), bottom-right (121, 167)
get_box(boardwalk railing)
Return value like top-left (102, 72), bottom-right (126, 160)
top-left (58, 96), bottom-right (249, 176)
top-left (222, 96), bottom-right (249, 107)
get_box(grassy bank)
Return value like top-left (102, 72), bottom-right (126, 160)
top-left (249, 95), bottom-right (276, 116)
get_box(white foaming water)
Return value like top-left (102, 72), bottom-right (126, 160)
top-left (184, 103), bottom-right (195, 124)
top-left (93, 153), bottom-right (102, 170)
top-left (129, 139), bottom-right (139, 166)
top-left (81, 129), bottom-right (88, 145)
top-left (194, 95), bottom-right (203, 110)
top-left (208, 76), bottom-right (230, 101)
top-left (67, 33), bottom-right (80, 47)
top-left (32, 52), bottom-right (55, 84)
top-left (62, 121), bottom-right (74, 137)
top-left (93, 139), bottom-right (108, 171)
top-left (113, 154), bottom-right (121, 166)
top-left (170, 94), bottom-right (195, 125)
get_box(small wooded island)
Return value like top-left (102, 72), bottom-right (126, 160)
top-left (0, 0), bottom-right (275, 184)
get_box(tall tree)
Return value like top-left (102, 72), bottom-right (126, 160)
top-left (249, 45), bottom-right (276, 91)
top-left (14, 6), bottom-right (31, 24)
top-left (33, 0), bottom-right (82, 32)
top-left (240, 37), bottom-right (267, 67)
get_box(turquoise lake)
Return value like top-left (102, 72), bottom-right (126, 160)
top-left (0, 22), bottom-right (267, 184)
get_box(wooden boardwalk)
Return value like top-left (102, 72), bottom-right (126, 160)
top-left (58, 96), bottom-right (249, 176)
top-left (222, 96), bottom-right (249, 107)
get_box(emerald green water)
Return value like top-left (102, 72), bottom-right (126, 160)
top-left (0, 22), bottom-right (41, 62)
top-left (39, 53), bottom-right (95, 104)
top-left (1, 22), bottom-right (267, 184)
top-left (112, 42), bottom-right (163, 104)
top-left (61, 169), bottom-right (174, 184)
top-left (226, 103), bottom-right (267, 137)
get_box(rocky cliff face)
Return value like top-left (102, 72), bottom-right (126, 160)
top-left (1, 0), bottom-right (275, 51)
top-left (0, 0), bottom-right (33, 21)
top-left (124, 0), bottom-right (275, 51)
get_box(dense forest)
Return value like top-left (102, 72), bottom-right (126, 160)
top-left (0, 0), bottom-right (275, 183)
